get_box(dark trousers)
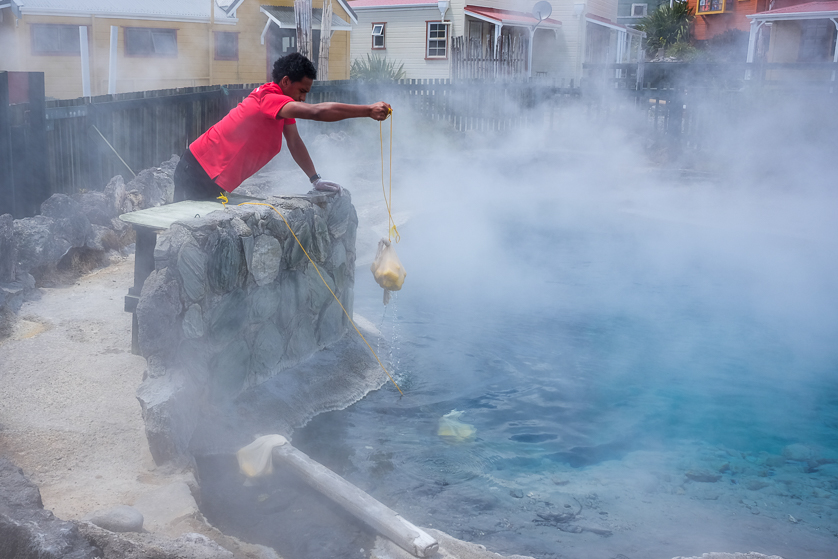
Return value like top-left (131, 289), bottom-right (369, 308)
top-left (173, 149), bottom-right (223, 202)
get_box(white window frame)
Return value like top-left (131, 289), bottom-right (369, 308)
top-left (630, 3), bottom-right (648, 17)
top-left (372, 23), bottom-right (385, 50)
top-left (426, 21), bottom-right (449, 59)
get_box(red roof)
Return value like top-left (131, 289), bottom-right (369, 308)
top-left (585, 13), bottom-right (627, 29)
top-left (464, 5), bottom-right (562, 28)
top-left (755, 0), bottom-right (838, 14)
top-left (350, 0), bottom-right (436, 7)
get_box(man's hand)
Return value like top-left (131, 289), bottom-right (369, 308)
top-left (369, 102), bottom-right (392, 121)
top-left (313, 178), bottom-right (342, 196)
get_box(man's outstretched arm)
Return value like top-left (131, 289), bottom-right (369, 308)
top-left (279, 101), bottom-right (391, 122)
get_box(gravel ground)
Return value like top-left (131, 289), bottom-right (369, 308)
top-left (0, 255), bottom-right (187, 521)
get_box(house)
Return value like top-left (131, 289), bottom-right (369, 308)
top-left (616, 0), bottom-right (668, 27)
top-left (746, 1), bottom-right (837, 74)
top-left (0, 0), bottom-right (357, 99)
top-left (347, 0), bottom-right (639, 82)
top-left (686, 0), bottom-right (820, 42)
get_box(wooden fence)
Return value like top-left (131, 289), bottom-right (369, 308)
top-left (451, 35), bottom-right (528, 81)
top-left (3, 63), bottom-right (836, 217)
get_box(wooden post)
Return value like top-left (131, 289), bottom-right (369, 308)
top-left (273, 444), bottom-right (439, 558)
top-left (295, 0), bottom-right (313, 61)
top-left (318, 0), bottom-right (332, 80)
top-left (0, 72), bottom-right (15, 217)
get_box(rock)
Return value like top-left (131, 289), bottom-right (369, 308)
top-left (317, 299), bottom-right (345, 347)
top-left (249, 234), bottom-right (282, 286)
top-left (671, 553), bottom-right (785, 559)
top-left (73, 190), bottom-right (116, 226)
top-left (85, 224), bottom-right (118, 252)
top-left (0, 281), bottom-right (26, 313)
top-left (206, 289), bottom-right (247, 343)
top-left (207, 226), bottom-right (244, 292)
top-left (83, 505), bottom-right (144, 533)
top-left (276, 270), bottom-right (306, 329)
top-left (76, 522), bottom-right (236, 559)
top-left (209, 337), bottom-right (250, 397)
top-left (782, 443), bottom-right (815, 462)
top-left (0, 458), bottom-right (100, 559)
top-left (178, 238), bottom-right (208, 302)
top-left (282, 314), bottom-right (317, 367)
top-left (326, 194), bottom-right (353, 238)
top-left (247, 284), bottom-right (281, 323)
top-left (182, 304), bottom-right (205, 339)
top-left (137, 269), bottom-right (183, 357)
top-left (685, 470), bottom-right (722, 483)
top-left (510, 489), bottom-right (524, 498)
top-left (248, 321), bottom-right (283, 385)
top-left (311, 213), bottom-right (331, 262)
top-left (125, 163), bottom-right (175, 209)
top-left (40, 193), bottom-right (93, 249)
top-left (137, 372), bottom-right (199, 466)
top-left (305, 262), bottom-right (336, 313)
top-left (13, 215), bottom-right (65, 273)
top-left (103, 175), bottom-right (127, 215)
top-left (132, 482), bottom-right (198, 533)
top-left (0, 213), bottom-right (15, 283)
top-left (285, 217), bottom-right (312, 269)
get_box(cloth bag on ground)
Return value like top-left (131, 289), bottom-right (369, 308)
top-left (370, 238), bottom-right (406, 304)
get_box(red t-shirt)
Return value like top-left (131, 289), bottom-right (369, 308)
top-left (189, 82), bottom-right (297, 192)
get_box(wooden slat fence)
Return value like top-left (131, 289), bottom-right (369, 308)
top-left (451, 35), bottom-right (528, 81)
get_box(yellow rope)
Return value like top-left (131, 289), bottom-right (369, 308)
top-left (380, 109), bottom-right (399, 243)
top-left (238, 201), bottom-right (404, 396)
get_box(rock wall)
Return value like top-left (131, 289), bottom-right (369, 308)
top-left (0, 156), bottom-right (179, 337)
top-left (136, 193), bottom-right (359, 465)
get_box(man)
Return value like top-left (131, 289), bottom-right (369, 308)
top-left (173, 53), bottom-right (391, 202)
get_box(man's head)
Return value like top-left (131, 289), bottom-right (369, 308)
top-left (272, 53), bottom-right (316, 102)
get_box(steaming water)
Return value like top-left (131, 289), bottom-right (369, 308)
top-left (290, 177), bottom-right (838, 559)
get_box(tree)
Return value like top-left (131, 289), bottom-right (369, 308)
top-left (636, 1), bottom-right (694, 56)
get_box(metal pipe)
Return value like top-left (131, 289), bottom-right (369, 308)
top-left (273, 444), bottom-right (439, 557)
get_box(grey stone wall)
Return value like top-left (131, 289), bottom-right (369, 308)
top-left (0, 156), bottom-right (178, 338)
top-left (136, 192), bottom-right (358, 465)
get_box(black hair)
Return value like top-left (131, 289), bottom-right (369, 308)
top-left (272, 53), bottom-right (317, 84)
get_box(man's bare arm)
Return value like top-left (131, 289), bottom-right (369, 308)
top-left (279, 101), bottom-right (391, 122)
top-left (282, 123), bottom-right (316, 179)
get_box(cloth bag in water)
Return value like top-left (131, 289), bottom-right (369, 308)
top-left (370, 238), bottom-right (406, 304)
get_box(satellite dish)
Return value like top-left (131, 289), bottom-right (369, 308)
top-left (532, 0), bottom-right (552, 22)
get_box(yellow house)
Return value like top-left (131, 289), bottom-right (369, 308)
top-left (0, 0), bottom-right (357, 99)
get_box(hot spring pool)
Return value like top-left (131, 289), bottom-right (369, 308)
top-left (290, 193), bottom-right (838, 559)
top-left (199, 178), bottom-right (838, 559)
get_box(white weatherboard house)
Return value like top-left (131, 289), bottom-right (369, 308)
top-left (347, 0), bottom-right (641, 82)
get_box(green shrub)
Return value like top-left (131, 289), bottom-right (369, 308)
top-left (350, 54), bottom-right (406, 82)
top-left (665, 41), bottom-right (702, 61)
top-left (637, 1), bottom-right (694, 56)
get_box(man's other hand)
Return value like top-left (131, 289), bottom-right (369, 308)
top-left (370, 102), bottom-right (392, 121)
top-left (313, 178), bottom-right (342, 196)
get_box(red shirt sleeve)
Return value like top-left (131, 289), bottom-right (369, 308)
top-left (262, 92), bottom-right (296, 125)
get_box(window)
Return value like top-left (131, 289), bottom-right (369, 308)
top-left (630, 3), bottom-right (647, 17)
top-left (372, 23), bottom-right (385, 49)
top-left (697, 0), bottom-right (726, 14)
top-left (31, 24), bottom-right (83, 55)
top-left (125, 27), bottom-right (178, 57)
top-left (426, 22), bottom-right (448, 59)
top-left (215, 31), bottom-right (239, 60)
top-left (798, 20), bottom-right (836, 62)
